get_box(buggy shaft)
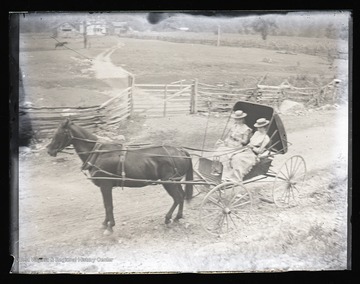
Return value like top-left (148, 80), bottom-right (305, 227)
top-left (86, 176), bottom-right (217, 186)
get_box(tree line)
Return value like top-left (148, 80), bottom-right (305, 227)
top-left (19, 12), bottom-right (349, 41)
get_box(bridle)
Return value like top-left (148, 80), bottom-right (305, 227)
top-left (52, 127), bottom-right (74, 154)
top-left (51, 124), bottom-right (100, 154)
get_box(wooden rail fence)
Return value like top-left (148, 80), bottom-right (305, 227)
top-left (195, 79), bottom-right (342, 112)
top-left (21, 77), bottom-right (342, 138)
top-left (133, 79), bottom-right (192, 117)
top-left (133, 78), bottom-right (342, 115)
top-left (20, 87), bottom-right (132, 137)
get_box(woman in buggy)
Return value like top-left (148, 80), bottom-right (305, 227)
top-left (213, 111), bottom-right (270, 182)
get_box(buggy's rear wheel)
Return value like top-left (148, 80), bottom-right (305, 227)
top-left (200, 182), bottom-right (253, 236)
top-left (272, 155), bottom-right (306, 208)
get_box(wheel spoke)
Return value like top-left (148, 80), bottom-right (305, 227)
top-left (225, 214), bottom-right (230, 232)
top-left (292, 184), bottom-right (300, 193)
top-left (231, 210), bottom-right (248, 223)
top-left (274, 180), bottom-right (288, 191)
top-left (273, 156), bottom-right (306, 208)
top-left (222, 185), bottom-right (237, 206)
top-left (278, 169), bottom-right (290, 182)
top-left (292, 158), bottom-right (303, 177)
top-left (289, 157), bottom-right (293, 177)
top-left (231, 192), bottom-right (249, 206)
top-left (203, 212), bottom-right (222, 228)
top-left (226, 185), bottom-right (238, 206)
top-left (290, 187), bottom-right (296, 203)
top-left (285, 188), bottom-right (291, 204)
top-left (293, 169), bottom-right (306, 179)
top-left (218, 213), bottom-right (226, 234)
top-left (202, 211), bottom-right (221, 219)
top-left (293, 156), bottom-right (300, 175)
top-left (207, 196), bottom-right (225, 208)
top-left (231, 200), bottom-right (251, 209)
top-left (280, 185), bottom-right (287, 201)
top-left (201, 207), bottom-right (222, 211)
top-left (279, 189), bottom-right (288, 204)
top-left (285, 159), bottom-right (291, 178)
top-left (228, 213), bottom-right (237, 228)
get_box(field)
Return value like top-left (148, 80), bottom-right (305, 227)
top-left (17, 33), bottom-right (349, 273)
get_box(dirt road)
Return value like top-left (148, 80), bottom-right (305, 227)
top-left (17, 34), bottom-right (348, 273)
top-left (18, 107), bottom-right (348, 273)
top-left (90, 40), bottom-right (130, 95)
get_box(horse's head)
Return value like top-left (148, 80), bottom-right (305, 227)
top-left (47, 118), bottom-right (73, 157)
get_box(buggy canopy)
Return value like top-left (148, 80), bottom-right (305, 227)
top-left (233, 101), bottom-right (288, 154)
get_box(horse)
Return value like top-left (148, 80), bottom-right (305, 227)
top-left (46, 119), bottom-right (194, 236)
top-left (55, 41), bottom-right (68, 49)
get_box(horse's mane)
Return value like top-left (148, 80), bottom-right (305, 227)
top-left (69, 122), bottom-right (98, 142)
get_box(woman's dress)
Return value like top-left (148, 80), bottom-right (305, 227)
top-left (221, 131), bottom-right (270, 181)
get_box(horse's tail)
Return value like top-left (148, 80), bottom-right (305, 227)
top-left (184, 151), bottom-right (193, 201)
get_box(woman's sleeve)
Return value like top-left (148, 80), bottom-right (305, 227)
top-left (252, 134), bottom-right (270, 154)
top-left (241, 128), bottom-right (252, 145)
top-left (262, 135), bottom-right (270, 148)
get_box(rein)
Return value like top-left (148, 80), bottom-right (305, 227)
top-left (75, 146), bottom-right (242, 158)
top-left (56, 125), bottom-right (244, 159)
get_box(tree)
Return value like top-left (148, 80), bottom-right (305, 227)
top-left (251, 18), bottom-right (278, 40)
top-left (325, 23), bottom-right (337, 39)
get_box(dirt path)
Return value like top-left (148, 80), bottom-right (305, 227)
top-left (18, 109), bottom-right (348, 273)
top-left (90, 40), bottom-right (131, 96)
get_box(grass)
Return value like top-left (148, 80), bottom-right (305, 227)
top-left (110, 37), bottom-right (336, 86)
top-left (121, 31), bottom-right (347, 58)
top-left (20, 34), bottom-right (119, 107)
top-left (20, 33), bottom-right (342, 108)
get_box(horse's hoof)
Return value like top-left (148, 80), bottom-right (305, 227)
top-left (165, 218), bottom-right (173, 225)
top-left (174, 216), bottom-right (183, 222)
top-left (103, 229), bottom-right (113, 236)
top-left (101, 224), bottom-right (107, 230)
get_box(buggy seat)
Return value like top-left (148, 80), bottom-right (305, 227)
top-left (197, 152), bottom-right (273, 184)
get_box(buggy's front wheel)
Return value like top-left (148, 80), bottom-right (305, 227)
top-left (272, 155), bottom-right (306, 207)
top-left (200, 182), bottom-right (253, 236)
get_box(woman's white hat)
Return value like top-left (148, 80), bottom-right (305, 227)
top-left (231, 110), bottom-right (247, 119)
top-left (254, 118), bottom-right (270, 128)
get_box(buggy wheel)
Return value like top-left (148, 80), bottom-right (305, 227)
top-left (200, 182), bottom-right (253, 236)
top-left (272, 155), bottom-right (306, 208)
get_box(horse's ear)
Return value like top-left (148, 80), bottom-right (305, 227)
top-left (63, 118), bottom-right (72, 127)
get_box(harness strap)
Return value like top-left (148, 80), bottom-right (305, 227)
top-left (162, 146), bottom-right (181, 180)
top-left (81, 142), bottom-right (102, 171)
top-left (118, 145), bottom-right (127, 189)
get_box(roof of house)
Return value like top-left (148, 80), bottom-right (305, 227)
top-left (111, 21), bottom-right (128, 27)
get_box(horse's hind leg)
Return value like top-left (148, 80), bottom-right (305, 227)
top-left (163, 184), bottom-right (180, 224)
top-left (100, 184), bottom-right (115, 236)
top-left (174, 185), bottom-right (185, 221)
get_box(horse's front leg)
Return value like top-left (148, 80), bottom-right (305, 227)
top-left (100, 184), bottom-right (115, 236)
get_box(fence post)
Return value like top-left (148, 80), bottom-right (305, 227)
top-left (163, 84), bottom-right (168, 117)
top-left (190, 79), bottom-right (198, 114)
top-left (216, 25), bottom-right (221, 47)
top-left (128, 75), bottom-right (135, 117)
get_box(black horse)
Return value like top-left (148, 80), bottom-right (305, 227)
top-left (47, 119), bottom-right (193, 235)
top-left (55, 41), bottom-right (68, 49)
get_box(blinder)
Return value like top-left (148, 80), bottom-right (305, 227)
top-left (53, 127), bottom-right (73, 154)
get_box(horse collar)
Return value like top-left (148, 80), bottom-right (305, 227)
top-left (81, 142), bottom-right (102, 171)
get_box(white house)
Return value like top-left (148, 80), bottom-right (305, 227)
top-left (79, 20), bottom-right (107, 36)
top-left (110, 21), bottom-right (128, 34)
top-left (54, 22), bottom-right (80, 38)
